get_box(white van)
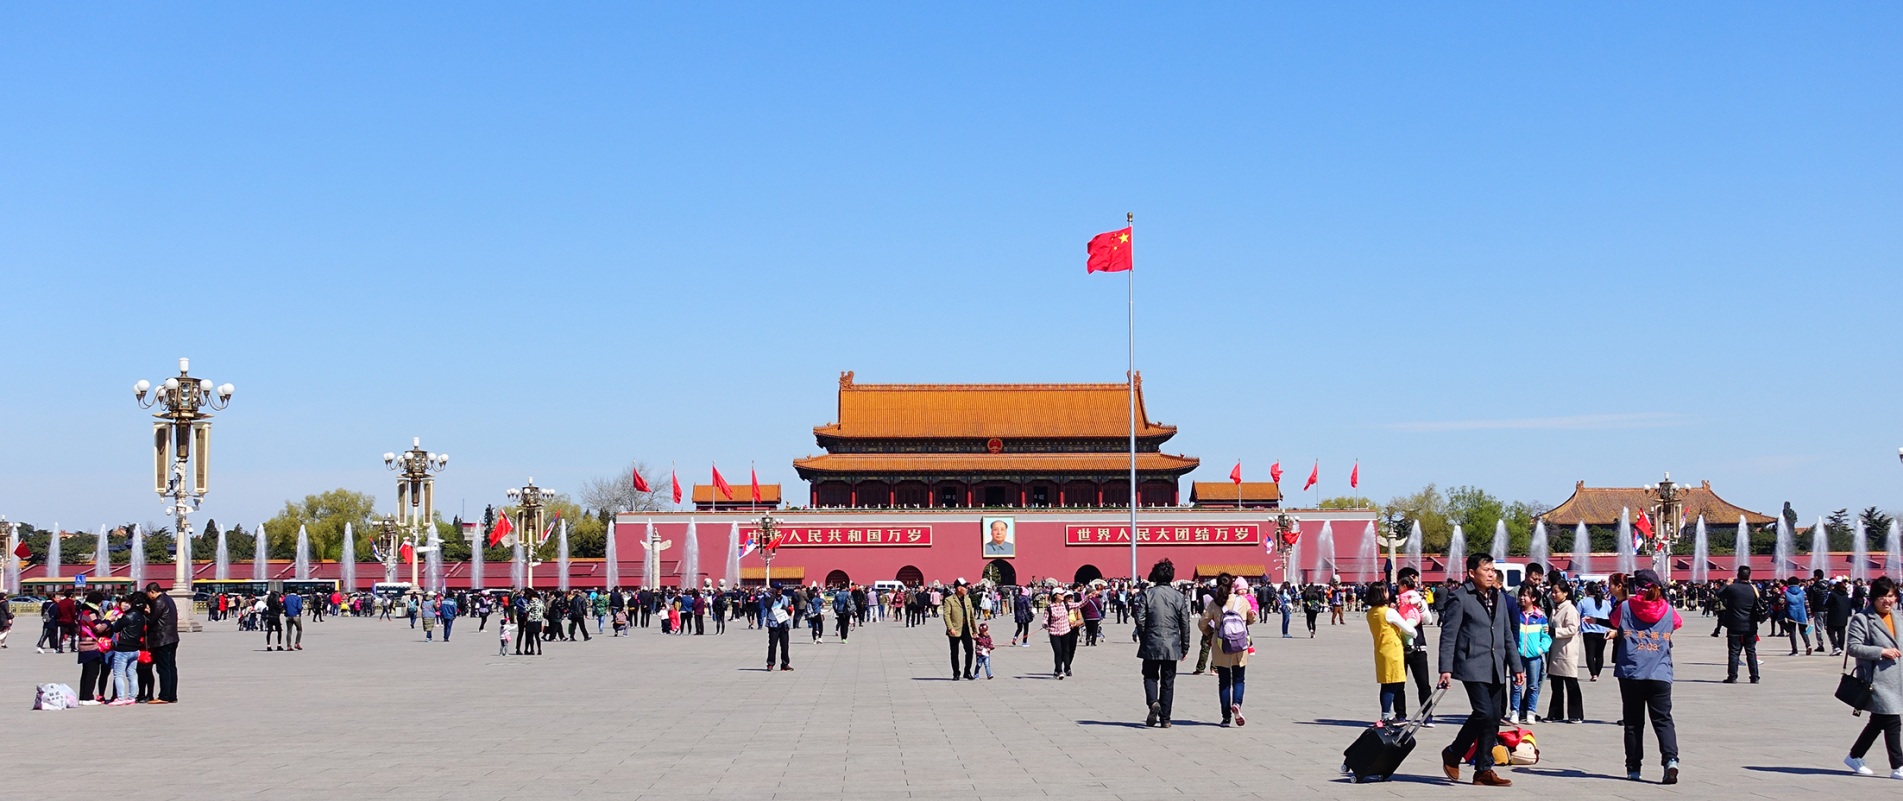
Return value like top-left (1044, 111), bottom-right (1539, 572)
top-left (1493, 562), bottom-right (1527, 593)
top-left (871, 580), bottom-right (907, 594)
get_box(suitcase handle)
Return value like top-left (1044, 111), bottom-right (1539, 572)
top-left (1401, 686), bottom-right (1449, 735)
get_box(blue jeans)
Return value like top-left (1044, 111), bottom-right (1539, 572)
top-left (109, 651), bottom-right (139, 700)
top-left (976, 654), bottom-right (992, 678)
top-left (1511, 655), bottom-right (1545, 719)
top-left (1216, 665), bottom-right (1247, 719)
top-left (1281, 609), bottom-right (1291, 637)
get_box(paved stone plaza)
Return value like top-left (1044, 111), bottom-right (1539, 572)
top-left (0, 611), bottom-right (1876, 799)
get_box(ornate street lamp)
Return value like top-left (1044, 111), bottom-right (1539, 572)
top-left (2, 515), bottom-right (18, 596)
top-left (506, 479), bottom-right (553, 589)
top-left (372, 515), bottom-right (404, 586)
top-left (1643, 472), bottom-right (1689, 576)
top-left (384, 438), bottom-right (447, 592)
top-left (135, 357), bottom-right (233, 631)
top-left (757, 511), bottom-right (781, 588)
top-left (1271, 511), bottom-right (1302, 586)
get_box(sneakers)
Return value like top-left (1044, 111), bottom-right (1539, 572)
top-left (1847, 756), bottom-right (1874, 776)
top-left (1890, 768), bottom-right (1903, 780)
top-left (1232, 704), bottom-right (1245, 727)
top-left (78, 700), bottom-right (101, 706)
top-left (1627, 771), bottom-right (1642, 781)
top-left (1664, 759), bottom-right (1679, 785)
top-left (107, 699), bottom-right (134, 706)
top-left (1145, 701), bottom-right (1161, 727)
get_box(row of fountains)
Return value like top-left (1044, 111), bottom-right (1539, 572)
top-left (1299, 510), bottom-right (1903, 584)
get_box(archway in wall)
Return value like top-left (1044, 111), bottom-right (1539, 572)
top-left (824, 569), bottom-right (851, 588)
top-left (1073, 564), bottom-right (1104, 585)
top-left (983, 559), bottom-right (1017, 586)
top-left (895, 565), bottom-right (925, 586)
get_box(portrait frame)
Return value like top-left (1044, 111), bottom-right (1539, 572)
top-left (980, 515), bottom-right (1016, 559)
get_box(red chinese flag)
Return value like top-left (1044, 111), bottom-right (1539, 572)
top-left (1085, 227), bottom-right (1133, 273)
top-left (1303, 461), bottom-right (1319, 491)
top-left (1635, 512), bottom-right (1655, 539)
top-left (671, 471), bottom-right (682, 505)
top-left (398, 542), bottom-right (414, 564)
top-left (1270, 461), bottom-right (1283, 483)
top-left (487, 514), bottom-right (513, 547)
top-left (1350, 461), bottom-right (1359, 489)
top-left (12, 539), bottom-right (29, 559)
top-left (1229, 462), bottom-right (1242, 484)
top-left (712, 465), bottom-right (734, 500)
top-left (631, 468), bottom-right (651, 495)
top-left (750, 467), bottom-right (762, 503)
top-left (767, 532), bottom-right (786, 550)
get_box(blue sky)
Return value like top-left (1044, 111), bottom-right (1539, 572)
top-left (3, 5), bottom-right (1899, 531)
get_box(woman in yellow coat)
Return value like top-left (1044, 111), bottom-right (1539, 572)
top-left (1365, 583), bottom-right (1418, 721)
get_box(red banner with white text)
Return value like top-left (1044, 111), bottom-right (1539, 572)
top-left (1065, 523), bottom-right (1261, 546)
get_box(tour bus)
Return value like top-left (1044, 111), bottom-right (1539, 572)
top-left (193, 578), bottom-right (341, 600)
top-left (21, 575), bottom-right (137, 597)
top-left (371, 581), bottom-right (415, 599)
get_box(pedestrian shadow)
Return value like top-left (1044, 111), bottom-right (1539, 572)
top-left (1013, 674), bottom-right (1060, 680)
top-left (1518, 768), bottom-right (1629, 781)
top-left (909, 677), bottom-right (957, 681)
top-left (1297, 718), bottom-right (1378, 728)
top-left (1743, 766), bottom-right (1846, 776)
top-left (1076, 720), bottom-right (1148, 729)
top-left (1334, 774), bottom-right (1447, 785)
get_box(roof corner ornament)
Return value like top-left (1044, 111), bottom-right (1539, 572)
top-left (839, 370), bottom-right (854, 389)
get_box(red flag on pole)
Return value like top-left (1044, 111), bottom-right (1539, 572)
top-left (671, 471), bottom-right (682, 505)
top-left (487, 514), bottom-right (513, 547)
top-left (1085, 227), bottom-right (1133, 273)
top-left (1270, 461), bottom-right (1283, 483)
top-left (1303, 461), bottom-right (1319, 491)
top-left (631, 468), bottom-right (651, 495)
top-left (398, 542), bottom-right (414, 564)
top-left (750, 467), bottom-right (762, 503)
top-left (1350, 461), bottom-right (1359, 489)
top-left (1634, 512), bottom-right (1654, 543)
top-left (712, 464), bottom-right (734, 500)
top-left (1229, 462), bottom-right (1242, 484)
top-left (12, 539), bottom-right (29, 559)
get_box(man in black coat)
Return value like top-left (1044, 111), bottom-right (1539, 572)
top-left (144, 583), bottom-right (181, 704)
top-left (1437, 554), bottom-right (1524, 787)
top-left (1716, 566), bottom-right (1765, 683)
top-left (1824, 581), bottom-right (1854, 656)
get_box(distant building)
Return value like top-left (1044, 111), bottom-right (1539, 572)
top-left (691, 483), bottom-right (781, 512)
top-left (1541, 480), bottom-right (1774, 527)
top-left (1188, 482), bottom-right (1282, 510)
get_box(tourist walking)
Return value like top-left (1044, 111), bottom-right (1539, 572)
top-left (1826, 581), bottom-right (1854, 656)
top-left (1134, 559), bottom-right (1192, 728)
top-left (945, 579), bottom-right (978, 680)
top-left (833, 587), bottom-right (854, 642)
top-left (1044, 587), bottom-right (1082, 678)
top-left (1437, 553), bottom-right (1524, 787)
top-left (1396, 568), bottom-right (1436, 724)
top-left (519, 590), bottom-right (544, 655)
top-left (1509, 585), bottom-right (1552, 724)
top-left (974, 623), bottom-right (995, 679)
top-left (1843, 576), bottom-right (1903, 778)
top-left (1011, 589), bottom-right (1034, 646)
top-left (1579, 583), bottom-right (1613, 682)
top-left (766, 586), bottom-right (794, 671)
top-left (1615, 569), bottom-right (1681, 784)
top-left (263, 591), bottom-right (285, 651)
top-left (1785, 577), bottom-right (1816, 655)
top-left (1545, 581), bottom-right (1585, 723)
top-left (440, 592), bottom-right (459, 642)
top-left (1718, 567), bottom-right (1764, 683)
top-left (1364, 582), bottom-right (1416, 722)
top-left (283, 590), bottom-right (305, 650)
top-left (1203, 574), bottom-right (1257, 727)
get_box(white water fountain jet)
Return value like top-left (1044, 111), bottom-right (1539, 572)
top-left (1529, 521), bottom-right (1550, 571)
top-left (1852, 520), bottom-right (1869, 582)
top-left (1809, 516), bottom-right (1829, 579)
top-left (94, 525), bottom-right (111, 577)
top-left (1324, 517), bottom-right (1339, 582)
top-left (601, 519), bottom-right (617, 590)
top-left (129, 524), bottom-right (146, 585)
top-left (1287, 528), bottom-right (1303, 586)
top-left (470, 523), bottom-right (485, 591)
top-left (1691, 516), bottom-right (1708, 584)
top-left (681, 518), bottom-right (701, 588)
top-left (723, 522), bottom-right (740, 591)
top-left (46, 521), bottom-right (60, 578)
top-left (1446, 523), bottom-right (1467, 581)
top-left (1888, 520), bottom-right (1902, 582)
top-left (426, 527), bottom-right (443, 593)
top-left (1734, 516), bottom-right (1751, 575)
top-left (214, 523), bottom-right (229, 580)
top-left (1406, 520), bottom-right (1423, 577)
top-left (510, 534), bottom-right (524, 588)
top-left (1616, 508), bottom-right (1636, 575)
top-left (1773, 515), bottom-right (1794, 579)
top-left (557, 517), bottom-right (571, 591)
top-left (1357, 521), bottom-right (1379, 582)
top-left (253, 522), bottom-right (268, 580)
top-left (339, 522), bottom-right (356, 591)
top-left (1492, 520), bottom-right (1509, 563)
top-left (1571, 522), bottom-right (1592, 577)
top-left (294, 524), bottom-right (311, 580)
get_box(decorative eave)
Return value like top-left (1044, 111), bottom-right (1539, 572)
top-left (1540, 480), bottom-right (1775, 527)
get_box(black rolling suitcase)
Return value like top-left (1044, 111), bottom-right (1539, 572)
top-left (1342, 687), bottom-right (1446, 783)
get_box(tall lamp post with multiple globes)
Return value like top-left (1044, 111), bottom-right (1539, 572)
top-left (135, 358), bottom-right (233, 632)
top-left (1271, 511), bottom-right (1302, 587)
top-left (505, 479), bottom-right (553, 589)
top-left (1643, 472), bottom-right (1689, 576)
top-left (756, 511), bottom-right (780, 588)
top-left (384, 438), bottom-right (447, 592)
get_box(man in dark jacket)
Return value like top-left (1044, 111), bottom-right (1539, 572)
top-left (1133, 559), bottom-right (1192, 728)
top-left (1716, 566), bottom-right (1764, 683)
top-left (1824, 581), bottom-right (1854, 656)
top-left (1437, 554), bottom-right (1524, 787)
top-left (144, 583), bottom-right (181, 704)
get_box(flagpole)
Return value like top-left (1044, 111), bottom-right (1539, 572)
top-left (1126, 211), bottom-right (1138, 583)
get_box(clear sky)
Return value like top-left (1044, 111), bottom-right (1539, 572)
top-left (3, 5), bottom-right (1899, 533)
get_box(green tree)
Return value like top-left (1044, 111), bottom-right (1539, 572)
top-left (1386, 484), bottom-right (1450, 551)
top-left (1318, 496), bottom-right (1378, 511)
top-left (263, 489), bottom-right (379, 563)
top-left (1445, 485), bottom-right (1505, 552)
top-left (1861, 507), bottom-right (1895, 537)
top-left (1826, 508), bottom-right (1855, 551)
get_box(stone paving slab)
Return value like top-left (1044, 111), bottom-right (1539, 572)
top-left (0, 611), bottom-right (1874, 798)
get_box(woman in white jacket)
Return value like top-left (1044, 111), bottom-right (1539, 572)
top-left (1545, 581), bottom-right (1585, 723)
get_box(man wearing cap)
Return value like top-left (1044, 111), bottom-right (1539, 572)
top-left (1614, 568), bottom-right (1682, 783)
top-left (945, 579), bottom-right (979, 680)
top-left (1438, 553), bottom-right (1524, 787)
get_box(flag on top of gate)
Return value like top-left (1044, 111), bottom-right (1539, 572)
top-left (712, 464), bottom-right (734, 500)
top-left (1350, 461), bottom-right (1359, 489)
top-left (1229, 462), bottom-right (1242, 484)
top-left (1303, 460), bottom-right (1319, 491)
top-left (1270, 461), bottom-right (1283, 483)
top-left (487, 513), bottom-right (514, 547)
top-left (671, 470), bottom-right (682, 505)
top-left (750, 466), bottom-right (762, 503)
top-left (631, 467), bottom-right (651, 495)
top-left (1085, 226), bottom-right (1133, 273)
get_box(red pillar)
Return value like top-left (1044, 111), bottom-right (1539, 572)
top-left (965, 484), bottom-right (973, 507)
top-left (850, 482), bottom-right (858, 508)
top-left (1096, 482), bottom-right (1103, 506)
top-left (1059, 484), bottom-right (1066, 507)
top-left (1019, 483), bottom-right (1026, 507)
top-left (810, 485), bottom-right (818, 507)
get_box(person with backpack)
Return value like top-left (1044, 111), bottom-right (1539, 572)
top-left (1201, 573), bottom-right (1258, 727)
top-left (1364, 582), bottom-right (1417, 722)
top-left (832, 587), bottom-right (855, 642)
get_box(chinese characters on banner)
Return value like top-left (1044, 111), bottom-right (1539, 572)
top-left (1063, 523), bottom-right (1261, 546)
top-left (742, 526), bottom-right (933, 547)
